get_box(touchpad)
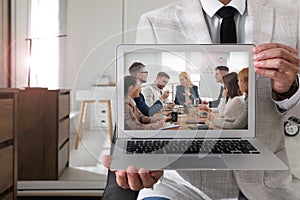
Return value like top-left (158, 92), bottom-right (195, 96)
top-left (168, 156), bottom-right (228, 169)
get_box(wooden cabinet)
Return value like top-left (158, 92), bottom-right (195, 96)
top-left (17, 88), bottom-right (70, 180)
top-left (0, 89), bottom-right (18, 200)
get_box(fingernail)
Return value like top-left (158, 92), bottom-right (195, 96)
top-left (253, 61), bottom-right (260, 66)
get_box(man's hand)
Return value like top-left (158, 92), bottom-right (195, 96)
top-left (208, 112), bottom-right (215, 121)
top-left (199, 104), bottom-right (210, 112)
top-left (253, 43), bottom-right (299, 93)
top-left (160, 90), bottom-right (170, 100)
top-left (167, 102), bottom-right (175, 109)
top-left (102, 155), bottom-right (163, 191)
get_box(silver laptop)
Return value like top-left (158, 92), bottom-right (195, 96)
top-left (110, 44), bottom-right (288, 171)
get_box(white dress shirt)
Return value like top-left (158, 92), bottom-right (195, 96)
top-left (200, 0), bottom-right (250, 43)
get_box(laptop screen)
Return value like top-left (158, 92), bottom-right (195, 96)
top-left (116, 44), bottom-right (255, 139)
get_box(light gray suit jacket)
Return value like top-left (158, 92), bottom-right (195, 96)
top-left (142, 83), bottom-right (169, 107)
top-left (136, 0), bottom-right (300, 199)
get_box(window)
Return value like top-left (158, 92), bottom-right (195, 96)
top-left (28, 0), bottom-right (66, 89)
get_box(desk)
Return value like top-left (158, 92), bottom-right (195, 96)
top-left (75, 87), bottom-right (115, 149)
top-left (163, 106), bottom-right (221, 130)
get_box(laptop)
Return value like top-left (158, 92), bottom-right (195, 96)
top-left (110, 44), bottom-right (288, 170)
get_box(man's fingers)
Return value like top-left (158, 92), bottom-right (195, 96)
top-left (138, 168), bottom-right (162, 188)
top-left (254, 67), bottom-right (295, 93)
top-left (253, 42), bottom-right (299, 93)
top-left (253, 43), bottom-right (298, 54)
top-left (116, 170), bottom-right (130, 189)
top-left (127, 166), bottom-right (143, 191)
top-left (254, 48), bottom-right (299, 65)
top-left (254, 58), bottom-right (298, 74)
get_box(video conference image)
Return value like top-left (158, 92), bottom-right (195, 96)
top-left (122, 50), bottom-right (249, 131)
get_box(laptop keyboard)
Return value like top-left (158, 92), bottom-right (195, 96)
top-left (126, 140), bottom-right (260, 154)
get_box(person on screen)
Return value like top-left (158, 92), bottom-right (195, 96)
top-left (142, 72), bottom-right (174, 110)
top-left (102, 0), bottom-right (300, 199)
top-left (209, 72), bottom-right (243, 120)
top-left (174, 72), bottom-right (200, 105)
top-left (207, 66), bottom-right (229, 108)
top-left (124, 76), bottom-right (165, 130)
top-left (209, 68), bottom-right (248, 129)
top-left (128, 62), bottom-right (163, 116)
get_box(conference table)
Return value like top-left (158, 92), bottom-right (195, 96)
top-left (160, 104), bottom-right (222, 130)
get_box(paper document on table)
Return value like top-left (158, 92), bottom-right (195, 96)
top-left (161, 122), bottom-right (180, 130)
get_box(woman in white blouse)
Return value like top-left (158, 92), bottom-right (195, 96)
top-left (208, 72), bottom-right (244, 125)
top-left (209, 69), bottom-right (248, 129)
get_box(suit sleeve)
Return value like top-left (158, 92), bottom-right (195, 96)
top-left (148, 100), bottom-right (163, 116)
top-left (125, 101), bottom-right (162, 130)
top-left (102, 171), bottom-right (139, 200)
top-left (134, 94), bottom-right (150, 116)
top-left (191, 85), bottom-right (200, 100)
top-left (134, 94), bottom-right (163, 117)
top-left (135, 13), bottom-right (158, 44)
top-left (210, 86), bottom-right (223, 108)
top-left (174, 85), bottom-right (180, 105)
top-left (142, 86), bottom-right (154, 106)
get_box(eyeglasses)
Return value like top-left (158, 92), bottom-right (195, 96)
top-left (139, 71), bottom-right (148, 74)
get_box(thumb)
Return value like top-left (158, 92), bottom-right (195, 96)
top-left (101, 155), bottom-right (112, 169)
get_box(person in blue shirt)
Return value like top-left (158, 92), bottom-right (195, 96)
top-left (128, 62), bottom-right (163, 116)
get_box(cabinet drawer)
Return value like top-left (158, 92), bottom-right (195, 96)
top-left (2, 191), bottom-right (13, 200)
top-left (59, 94), bottom-right (70, 119)
top-left (0, 99), bottom-right (13, 143)
top-left (58, 118), bottom-right (69, 148)
top-left (58, 141), bottom-right (69, 177)
top-left (0, 146), bottom-right (13, 194)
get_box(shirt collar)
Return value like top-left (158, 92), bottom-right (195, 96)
top-left (200, 0), bottom-right (246, 18)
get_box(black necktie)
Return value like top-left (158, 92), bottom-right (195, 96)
top-left (217, 6), bottom-right (237, 43)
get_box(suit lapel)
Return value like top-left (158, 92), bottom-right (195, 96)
top-left (247, 0), bottom-right (274, 45)
top-left (175, 0), bottom-right (212, 44)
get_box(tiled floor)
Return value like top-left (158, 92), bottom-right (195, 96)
top-left (68, 130), bottom-right (111, 180)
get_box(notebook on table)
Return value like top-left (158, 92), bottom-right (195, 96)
top-left (110, 44), bottom-right (288, 170)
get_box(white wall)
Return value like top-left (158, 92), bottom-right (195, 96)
top-left (65, 0), bottom-right (122, 90)
top-left (65, 0), bottom-right (176, 93)
top-left (65, 0), bottom-right (178, 122)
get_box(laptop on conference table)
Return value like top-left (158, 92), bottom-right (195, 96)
top-left (110, 44), bottom-right (288, 170)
